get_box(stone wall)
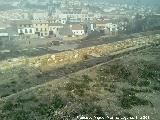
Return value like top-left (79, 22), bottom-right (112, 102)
top-left (0, 34), bottom-right (160, 71)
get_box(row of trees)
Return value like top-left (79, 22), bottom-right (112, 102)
top-left (118, 14), bottom-right (160, 34)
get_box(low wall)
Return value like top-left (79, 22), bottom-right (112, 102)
top-left (63, 35), bottom-right (86, 41)
top-left (0, 34), bottom-right (160, 71)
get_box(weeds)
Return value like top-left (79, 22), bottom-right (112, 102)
top-left (2, 101), bottom-right (15, 111)
top-left (17, 96), bottom-right (38, 103)
top-left (137, 80), bottom-right (150, 87)
top-left (152, 86), bottom-right (160, 92)
top-left (119, 89), bottom-right (150, 109)
top-left (79, 102), bottom-right (106, 117)
top-left (35, 95), bottom-right (65, 117)
top-left (122, 88), bottom-right (152, 93)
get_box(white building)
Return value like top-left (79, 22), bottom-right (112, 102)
top-left (49, 23), bottom-right (64, 35)
top-left (106, 23), bottom-right (118, 32)
top-left (70, 24), bottom-right (85, 36)
top-left (18, 28), bottom-right (35, 35)
top-left (54, 8), bottom-right (94, 23)
top-left (16, 20), bottom-right (35, 35)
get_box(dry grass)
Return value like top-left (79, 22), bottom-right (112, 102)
top-left (0, 45), bottom-right (159, 119)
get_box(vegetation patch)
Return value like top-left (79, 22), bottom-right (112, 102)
top-left (119, 89), bottom-right (151, 109)
top-left (122, 88), bottom-right (152, 93)
top-left (2, 101), bottom-right (16, 111)
top-left (137, 80), bottom-right (150, 87)
top-left (79, 102), bottom-right (106, 118)
top-left (9, 110), bottom-right (30, 120)
top-left (65, 75), bottom-right (92, 96)
top-left (16, 96), bottom-right (38, 103)
top-left (152, 86), bottom-right (160, 92)
top-left (104, 83), bottom-right (117, 93)
top-left (34, 95), bottom-right (65, 117)
top-left (0, 42), bottom-right (160, 119)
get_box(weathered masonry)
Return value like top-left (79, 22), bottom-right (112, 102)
top-left (0, 34), bottom-right (160, 71)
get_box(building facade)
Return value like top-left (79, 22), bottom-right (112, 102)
top-left (49, 23), bottom-right (64, 36)
top-left (16, 20), bottom-right (35, 36)
top-left (70, 24), bottom-right (85, 36)
top-left (32, 20), bottom-right (49, 37)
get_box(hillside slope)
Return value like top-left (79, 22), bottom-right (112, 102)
top-left (0, 45), bottom-right (160, 120)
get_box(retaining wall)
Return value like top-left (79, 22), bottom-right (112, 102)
top-left (0, 34), bottom-right (160, 71)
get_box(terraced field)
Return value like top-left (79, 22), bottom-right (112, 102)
top-left (0, 43), bottom-right (159, 120)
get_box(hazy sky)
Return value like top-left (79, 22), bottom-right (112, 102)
top-left (0, 0), bottom-right (159, 6)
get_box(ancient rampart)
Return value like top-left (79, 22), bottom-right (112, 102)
top-left (0, 34), bottom-right (160, 71)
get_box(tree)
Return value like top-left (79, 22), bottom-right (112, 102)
top-left (117, 17), bottom-right (135, 34)
top-left (133, 14), bottom-right (144, 33)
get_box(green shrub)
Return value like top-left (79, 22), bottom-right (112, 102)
top-left (152, 86), bottom-right (160, 92)
top-left (2, 101), bottom-right (15, 111)
top-left (139, 68), bottom-right (158, 79)
top-left (128, 79), bottom-right (138, 86)
top-left (137, 80), bottom-right (150, 87)
top-left (97, 63), bottom-right (131, 83)
top-left (65, 82), bottom-right (78, 91)
top-left (12, 110), bottom-right (30, 120)
top-left (65, 80), bottom-right (88, 97)
top-left (17, 96), bottom-right (38, 103)
top-left (74, 89), bottom-right (85, 96)
top-left (1, 107), bottom-right (28, 119)
top-left (65, 78), bottom-right (89, 92)
top-left (123, 88), bottom-right (152, 93)
top-left (35, 95), bottom-right (65, 117)
top-left (51, 95), bottom-right (65, 109)
top-left (35, 103), bottom-right (48, 115)
top-left (82, 75), bottom-right (93, 83)
top-left (120, 95), bottom-right (150, 109)
top-left (119, 89), bottom-right (150, 109)
top-left (79, 102), bottom-right (106, 117)
top-left (11, 81), bottom-right (17, 84)
top-left (104, 84), bottom-right (116, 93)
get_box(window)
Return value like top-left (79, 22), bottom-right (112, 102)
top-left (36, 28), bottom-right (38, 31)
top-left (29, 29), bottom-right (32, 33)
top-left (41, 28), bottom-right (43, 31)
top-left (25, 29), bottom-right (28, 33)
top-left (45, 28), bottom-right (47, 31)
top-left (20, 29), bottom-right (23, 33)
